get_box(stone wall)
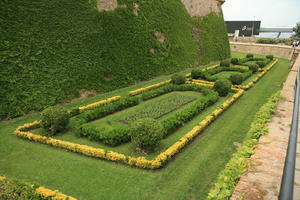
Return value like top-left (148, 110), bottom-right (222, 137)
top-left (96, 0), bottom-right (225, 17)
top-left (181, 0), bottom-right (224, 17)
top-left (230, 42), bottom-right (300, 59)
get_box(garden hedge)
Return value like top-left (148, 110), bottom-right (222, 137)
top-left (0, 0), bottom-right (230, 120)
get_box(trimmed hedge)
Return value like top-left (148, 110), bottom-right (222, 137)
top-left (230, 58), bottom-right (239, 65)
top-left (171, 74), bottom-right (186, 85)
top-left (40, 106), bottom-right (69, 136)
top-left (213, 79), bottom-right (232, 97)
top-left (249, 64), bottom-right (259, 73)
top-left (230, 73), bottom-right (243, 85)
top-left (220, 60), bottom-right (231, 67)
top-left (131, 118), bottom-right (163, 152)
top-left (0, 0), bottom-right (230, 120)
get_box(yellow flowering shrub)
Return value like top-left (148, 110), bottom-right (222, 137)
top-left (106, 151), bottom-right (127, 162)
top-left (202, 64), bottom-right (219, 71)
top-left (190, 79), bottom-right (214, 85)
top-left (79, 96), bottom-right (121, 111)
top-left (128, 80), bottom-right (171, 96)
top-left (36, 187), bottom-right (77, 200)
top-left (0, 176), bottom-right (5, 181)
top-left (127, 156), bottom-right (154, 168)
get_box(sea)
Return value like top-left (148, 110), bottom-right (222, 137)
top-left (256, 32), bottom-right (295, 39)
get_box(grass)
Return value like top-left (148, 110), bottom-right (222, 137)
top-left (0, 52), bottom-right (291, 200)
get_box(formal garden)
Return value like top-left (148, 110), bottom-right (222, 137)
top-left (0, 51), bottom-right (291, 199)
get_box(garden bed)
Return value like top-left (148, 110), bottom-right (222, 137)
top-left (190, 58), bottom-right (278, 90)
top-left (14, 82), bottom-right (244, 169)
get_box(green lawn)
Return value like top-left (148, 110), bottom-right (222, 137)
top-left (0, 52), bottom-right (291, 200)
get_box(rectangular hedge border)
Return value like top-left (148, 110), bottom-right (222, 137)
top-left (14, 82), bottom-right (244, 169)
top-left (190, 59), bottom-right (279, 90)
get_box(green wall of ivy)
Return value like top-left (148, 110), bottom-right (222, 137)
top-left (0, 0), bottom-right (230, 119)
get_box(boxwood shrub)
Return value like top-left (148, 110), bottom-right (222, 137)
top-left (191, 69), bottom-right (205, 79)
top-left (230, 58), bottom-right (239, 65)
top-left (41, 106), bottom-right (69, 136)
top-left (220, 60), bottom-right (231, 67)
top-left (230, 73), bottom-right (243, 85)
top-left (246, 54), bottom-right (254, 58)
top-left (213, 79), bottom-right (232, 97)
top-left (131, 118), bottom-right (163, 152)
top-left (171, 74), bottom-right (186, 85)
top-left (266, 55), bottom-right (274, 60)
top-left (249, 64), bottom-right (259, 73)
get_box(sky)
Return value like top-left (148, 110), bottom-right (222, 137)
top-left (222, 0), bottom-right (300, 28)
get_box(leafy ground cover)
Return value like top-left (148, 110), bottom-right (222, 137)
top-left (0, 52), bottom-right (290, 200)
top-left (0, 0), bottom-right (230, 120)
top-left (119, 92), bottom-right (199, 124)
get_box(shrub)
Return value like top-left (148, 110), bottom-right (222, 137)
top-left (69, 108), bottom-right (80, 117)
top-left (0, 178), bottom-right (40, 200)
top-left (131, 118), bottom-right (163, 151)
top-left (256, 61), bottom-right (265, 68)
top-left (230, 58), bottom-right (239, 65)
top-left (246, 54), bottom-right (254, 58)
top-left (171, 74), bottom-right (186, 85)
top-left (249, 64), bottom-right (259, 73)
top-left (230, 73), bottom-right (243, 85)
top-left (213, 79), bottom-right (232, 97)
top-left (191, 69), bottom-right (205, 79)
top-left (220, 60), bottom-right (230, 67)
top-left (41, 106), bottom-right (69, 136)
top-left (257, 38), bottom-right (277, 44)
top-left (266, 55), bottom-right (274, 60)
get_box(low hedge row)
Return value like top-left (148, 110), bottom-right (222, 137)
top-left (79, 125), bottom-right (132, 146)
top-left (206, 92), bottom-right (281, 200)
top-left (0, 176), bottom-right (77, 200)
top-left (73, 84), bottom-right (218, 146)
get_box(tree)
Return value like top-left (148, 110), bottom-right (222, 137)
top-left (293, 22), bottom-right (300, 38)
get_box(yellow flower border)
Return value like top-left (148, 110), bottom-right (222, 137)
top-left (190, 59), bottom-right (278, 90)
top-left (128, 64), bottom-right (219, 96)
top-left (0, 176), bottom-right (77, 200)
top-left (14, 83), bottom-right (244, 169)
top-left (79, 96), bottom-right (121, 111)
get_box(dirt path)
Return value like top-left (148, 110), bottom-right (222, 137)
top-left (231, 54), bottom-right (300, 200)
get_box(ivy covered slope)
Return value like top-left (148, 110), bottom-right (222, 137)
top-left (0, 0), bottom-right (230, 119)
